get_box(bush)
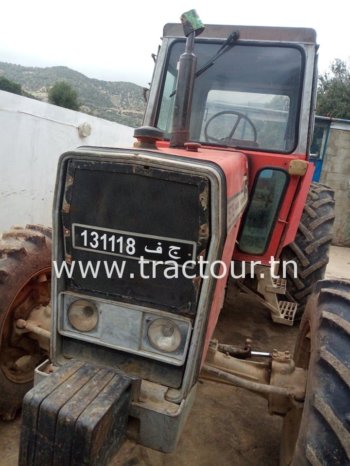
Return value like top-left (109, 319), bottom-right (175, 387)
top-left (0, 76), bottom-right (22, 95)
top-left (48, 81), bottom-right (80, 110)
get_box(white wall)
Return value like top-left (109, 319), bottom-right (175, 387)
top-left (0, 91), bottom-right (134, 231)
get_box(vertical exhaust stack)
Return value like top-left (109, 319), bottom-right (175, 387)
top-left (169, 10), bottom-right (204, 148)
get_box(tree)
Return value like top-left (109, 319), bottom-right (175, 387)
top-left (317, 59), bottom-right (350, 119)
top-left (0, 76), bottom-right (22, 95)
top-left (48, 81), bottom-right (80, 111)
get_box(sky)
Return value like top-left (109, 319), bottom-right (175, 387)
top-left (1, 0), bottom-right (349, 87)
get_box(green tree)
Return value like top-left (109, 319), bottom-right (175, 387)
top-left (317, 59), bottom-right (350, 119)
top-left (48, 81), bottom-right (80, 110)
top-left (0, 76), bottom-right (22, 95)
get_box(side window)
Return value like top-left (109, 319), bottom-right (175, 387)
top-left (157, 71), bottom-right (176, 135)
top-left (310, 120), bottom-right (330, 161)
top-left (238, 169), bottom-right (288, 254)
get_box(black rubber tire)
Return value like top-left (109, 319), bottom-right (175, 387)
top-left (280, 183), bottom-right (335, 318)
top-left (280, 279), bottom-right (350, 465)
top-left (0, 225), bottom-right (52, 420)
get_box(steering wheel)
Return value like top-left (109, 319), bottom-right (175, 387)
top-left (204, 110), bottom-right (258, 145)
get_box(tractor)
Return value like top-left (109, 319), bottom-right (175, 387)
top-left (0, 10), bottom-right (349, 466)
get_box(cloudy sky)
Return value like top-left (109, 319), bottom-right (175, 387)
top-left (1, 0), bottom-right (348, 86)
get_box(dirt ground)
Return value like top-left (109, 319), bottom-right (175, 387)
top-left (0, 246), bottom-right (349, 466)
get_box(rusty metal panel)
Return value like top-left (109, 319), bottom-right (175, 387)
top-left (19, 361), bottom-right (132, 466)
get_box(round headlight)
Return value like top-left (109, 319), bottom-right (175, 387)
top-left (68, 299), bottom-right (98, 332)
top-left (147, 318), bottom-right (182, 353)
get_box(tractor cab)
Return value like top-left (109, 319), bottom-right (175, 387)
top-left (151, 24), bottom-right (314, 155)
top-left (138, 16), bottom-right (318, 323)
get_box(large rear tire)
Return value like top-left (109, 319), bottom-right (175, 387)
top-left (0, 225), bottom-right (52, 420)
top-left (280, 279), bottom-right (350, 465)
top-left (280, 183), bottom-right (335, 318)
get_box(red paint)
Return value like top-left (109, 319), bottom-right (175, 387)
top-left (155, 142), bottom-right (248, 198)
top-left (153, 142), bottom-right (248, 363)
top-left (201, 220), bottom-right (241, 365)
top-left (279, 163), bottom-right (314, 253)
top-left (232, 152), bottom-right (313, 265)
top-left (148, 140), bottom-right (313, 363)
top-left (156, 141), bottom-right (313, 263)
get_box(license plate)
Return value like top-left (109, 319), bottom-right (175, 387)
top-left (72, 224), bottom-right (197, 265)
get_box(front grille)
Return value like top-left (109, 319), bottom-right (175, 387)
top-left (62, 158), bottom-right (211, 317)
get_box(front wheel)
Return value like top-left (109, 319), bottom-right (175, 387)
top-left (0, 226), bottom-right (52, 420)
top-left (280, 279), bottom-right (350, 465)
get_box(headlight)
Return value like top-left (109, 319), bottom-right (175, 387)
top-left (67, 299), bottom-right (98, 332)
top-left (147, 318), bottom-right (182, 353)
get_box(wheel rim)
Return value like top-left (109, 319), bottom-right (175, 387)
top-left (0, 267), bottom-right (51, 384)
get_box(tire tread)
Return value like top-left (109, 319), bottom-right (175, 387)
top-left (0, 225), bottom-right (52, 420)
top-left (280, 182), bottom-right (335, 318)
top-left (288, 280), bottom-right (350, 465)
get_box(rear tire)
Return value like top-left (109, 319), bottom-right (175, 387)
top-left (0, 226), bottom-right (52, 420)
top-left (280, 279), bottom-right (350, 465)
top-left (280, 183), bottom-right (335, 318)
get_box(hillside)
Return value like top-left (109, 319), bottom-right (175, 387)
top-left (0, 62), bottom-right (146, 127)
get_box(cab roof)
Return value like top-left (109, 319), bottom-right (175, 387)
top-left (163, 23), bottom-right (316, 44)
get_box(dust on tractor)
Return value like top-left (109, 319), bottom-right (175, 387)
top-left (0, 9), bottom-right (349, 466)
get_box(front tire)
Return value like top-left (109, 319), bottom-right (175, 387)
top-left (280, 279), bottom-right (350, 465)
top-left (0, 226), bottom-right (52, 420)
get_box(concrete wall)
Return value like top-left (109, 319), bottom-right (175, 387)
top-left (0, 91), bottom-right (134, 231)
top-left (321, 121), bottom-right (350, 246)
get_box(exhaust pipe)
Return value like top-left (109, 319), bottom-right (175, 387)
top-left (170, 10), bottom-right (204, 148)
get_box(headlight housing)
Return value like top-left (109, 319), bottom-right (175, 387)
top-left (60, 292), bottom-right (192, 365)
top-left (67, 299), bottom-right (99, 332)
top-left (147, 318), bottom-right (182, 353)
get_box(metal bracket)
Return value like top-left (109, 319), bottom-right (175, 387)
top-left (201, 341), bottom-right (307, 416)
top-left (236, 265), bottom-right (297, 326)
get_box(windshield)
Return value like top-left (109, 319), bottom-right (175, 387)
top-left (156, 40), bottom-right (304, 153)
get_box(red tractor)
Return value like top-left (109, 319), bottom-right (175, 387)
top-left (0, 10), bottom-right (348, 466)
